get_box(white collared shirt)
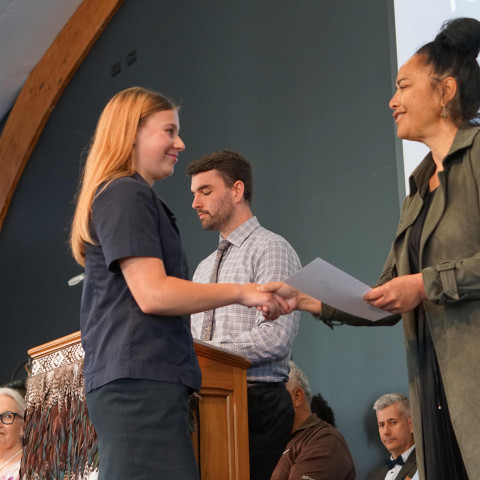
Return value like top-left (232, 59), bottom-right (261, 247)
top-left (384, 445), bottom-right (416, 480)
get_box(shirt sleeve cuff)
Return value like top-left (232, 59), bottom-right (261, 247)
top-left (312, 304), bottom-right (336, 329)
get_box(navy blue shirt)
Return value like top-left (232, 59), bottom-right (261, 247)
top-left (80, 173), bottom-right (202, 393)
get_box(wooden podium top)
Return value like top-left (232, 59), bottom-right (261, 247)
top-left (28, 330), bottom-right (251, 369)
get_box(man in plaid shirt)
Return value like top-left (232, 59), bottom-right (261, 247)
top-left (188, 150), bottom-right (301, 480)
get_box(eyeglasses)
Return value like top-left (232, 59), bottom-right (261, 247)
top-left (0, 412), bottom-right (24, 425)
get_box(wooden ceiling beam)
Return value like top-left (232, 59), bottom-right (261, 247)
top-left (0, 0), bottom-right (124, 231)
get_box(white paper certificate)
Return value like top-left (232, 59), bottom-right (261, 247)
top-left (285, 257), bottom-right (390, 321)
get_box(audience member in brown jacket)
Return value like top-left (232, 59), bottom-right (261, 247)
top-left (270, 362), bottom-right (355, 480)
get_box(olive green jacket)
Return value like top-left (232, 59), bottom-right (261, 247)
top-left (320, 124), bottom-right (480, 480)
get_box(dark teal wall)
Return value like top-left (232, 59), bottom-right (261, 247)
top-left (0, 1), bottom-right (409, 477)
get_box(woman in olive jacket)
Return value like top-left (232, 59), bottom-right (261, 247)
top-left (261, 18), bottom-right (480, 480)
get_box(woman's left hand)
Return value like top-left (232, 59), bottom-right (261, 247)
top-left (363, 273), bottom-right (427, 314)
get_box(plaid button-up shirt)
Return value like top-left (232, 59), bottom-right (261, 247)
top-left (191, 217), bottom-right (301, 382)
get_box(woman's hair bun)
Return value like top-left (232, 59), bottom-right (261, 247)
top-left (435, 17), bottom-right (480, 59)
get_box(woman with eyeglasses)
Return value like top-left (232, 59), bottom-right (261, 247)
top-left (0, 388), bottom-right (25, 480)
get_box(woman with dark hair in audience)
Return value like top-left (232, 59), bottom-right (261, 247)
top-left (261, 17), bottom-right (480, 480)
top-left (310, 393), bottom-right (336, 428)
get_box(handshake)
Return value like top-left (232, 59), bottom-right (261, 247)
top-left (238, 282), bottom-right (323, 320)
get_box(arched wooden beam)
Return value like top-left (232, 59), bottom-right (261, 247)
top-left (0, 0), bottom-right (124, 232)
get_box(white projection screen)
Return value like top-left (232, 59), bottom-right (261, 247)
top-left (393, 0), bottom-right (480, 194)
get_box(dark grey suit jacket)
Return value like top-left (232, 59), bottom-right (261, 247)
top-left (366, 447), bottom-right (417, 480)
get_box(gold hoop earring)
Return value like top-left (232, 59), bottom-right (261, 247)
top-left (440, 104), bottom-right (449, 120)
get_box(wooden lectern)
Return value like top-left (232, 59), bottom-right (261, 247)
top-left (25, 332), bottom-right (250, 480)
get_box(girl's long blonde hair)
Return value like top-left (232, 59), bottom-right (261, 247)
top-left (70, 87), bottom-right (178, 266)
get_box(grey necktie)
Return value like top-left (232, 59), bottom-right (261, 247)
top-left (200, 239), bottom-right (231, 341)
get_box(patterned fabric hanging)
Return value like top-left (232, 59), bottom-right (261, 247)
top-left (21, 344), bottom-right (98, 480)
